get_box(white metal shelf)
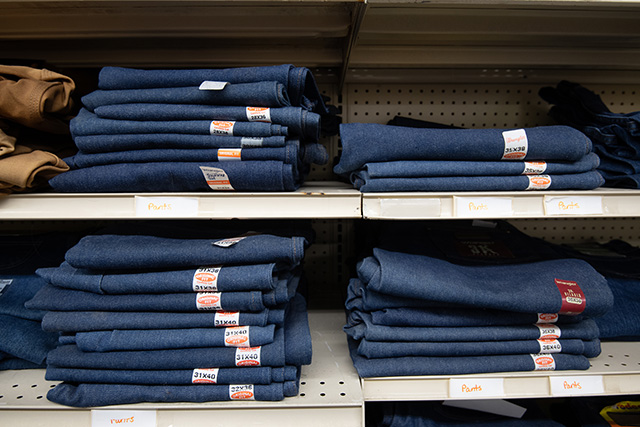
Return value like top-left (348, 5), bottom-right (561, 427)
top-left (0, 311), bottom-right (363, 427)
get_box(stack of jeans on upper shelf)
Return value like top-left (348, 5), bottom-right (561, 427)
top-left (48, 64), bottom-right (332, 193)
top-left (344, 220), bottom-right (614, 378)
top-left (25, 222), bottom-right (313, 407)
top-left (334, 121), bottom-right (603, 192)
top-left (539, 80), bottom-right (640, 189)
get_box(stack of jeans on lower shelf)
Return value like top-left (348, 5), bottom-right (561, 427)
top-left (25, 223), bottom-right (313, 407)
top-left (334, 123), bottom-right (604, 192)
top-left (48, 64), bottom-right (331, 192)
top-left (344, 220), bottom-right (614, 378)
top-left (540, 81), bottom-right (640, 189)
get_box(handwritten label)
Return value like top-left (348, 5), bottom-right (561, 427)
top-left (449, 378), bottom-right (505, 398)
top-left (91, 410), bottom-right (156, 427)
top-left (454, 197), bottom-right (513, 217)
top-left (550, 375), bottom-right (604, 396)
top-left (544, 196), bottom-right (603, 216)
top-left (135, 196), bottom-right (198, 217)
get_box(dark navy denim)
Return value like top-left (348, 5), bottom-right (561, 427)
top-left (74, 134), bottom-right (287, 153)
top-left (94, 104), bottom-right (321, 141)
top-left (355, 338), bottom-right (600, 358)
top-left (96, 64), bottom-right (328, 114)
top-left (352, 171), bottom-right (605, 192)
top-left (594, 277), bottom-right (640, 339)
top-left (72, 324), bottom-right (276, 352)
top-left (599, 172), bottom-right (640, 189)
top-left (48, 161), bottom-right (299, 192)
top-left (0, 314), bottom-right (59, 364)
top-left (45, 365), bottom-right (298, 385)
top-left (42, 308), bottom-right (286, 332)
top-left (347, 337), bottom-right (590, 377)
top-left (64, 233), bottom-right (307, 270)
top-left (0, 358), bottom-right (45, 370)
top-left (38, 261), bottom-right (290, 294)
top-left (82, 81), bottom-right (291, 112)
top-left (357, 153), bottom-right (600, 178)
top-left (334, 124), bottom-right (593, 176)
top-left (596, 146), bottom-right (640, 174)
top-left (359, 248), bottom-right (613, 317)
top-left (47, 381), bottom-right (297, 406)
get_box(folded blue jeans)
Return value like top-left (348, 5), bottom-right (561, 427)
top-left (334, 123), bottom-right (593, 175)
top-left (359, 248), bottom-right (613, 317)
top-left (0, 314), bottom-right (59, 364)
top-left (45, 365), bottom-right (298, 385)
top-left (48, 160), bottom-right (299, 192)
top-left (0, 357), bottom-right (45, 370)
top-left (93, 104), bottom-right (321, 141)
top-left (82, 81), bottom-right (291, 112)
top-left (64, 233), bottom-right (307, 270)
top-left (594, 277), bottom-right (640, 339)
top-left (351, 171), bottom-right (605, 192)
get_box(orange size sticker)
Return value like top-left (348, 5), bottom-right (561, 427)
top-left (217, 148), bottom-right (242, 161)
top-left (526, 175), bottom-right (552, 190)
top-left (210, 121), bottom-right (235, 135)
top-left (246, 107), bottom-right (271, 122)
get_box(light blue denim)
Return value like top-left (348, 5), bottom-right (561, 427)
top-left (334, 123), bottom-right (593, 175)
top-left (94, 104), bottom-right (321, 141)
top-left (82, 81), bottom-right (291, 112)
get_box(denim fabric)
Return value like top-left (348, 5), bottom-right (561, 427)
top-left (346, 279), bottom-right (456, 312)
top-left (64, 233), bottom-right (307, 270)
top-left (352, 171), bottom-right (605, 192)
top-left (64, 144), bottom-right (301, 170)
top-left (596, 146), bottom-right (640, 174)
top-left (48, 161), bottom-right (299, 193)
top-left (94, 104), bottom-right (321, 141)
top-left (0, 358), bottom-right (45, 370)
top-left (594, 277), bottom-right (640, 339)
top-left (42, 308), bottom-right (286, 332)
top-left (96, 64), bottom-right (328, 114)
top-left (359, 248), bottom-right (613, 317)
top-left (356, 338), bottom-right (600, 358)
top-left (37, 261), bottom-right (290, 294)
top-left (72, 324), bottom-right (276, 352)
top-left (345, 311), bottom-right (600, 342)
top-left (73, 134), bottom-right (287, 154)
top-left (71, 109), bottom-right (288, 137)
top-left (45, 365), bottom-right (299, 385)
top-left (82, 81), bottom-right (291, 112)
top-left (0, 314), bottom-right (59, 364)
top-left (600, 172), bottom-right (640, 189)
top-left (347, 337), bottom-right (590, 377)
top-left (47, 381), bottom-right (295, 406)
top-left (334, 123), bottom-right (593, 175)
top-left (357, 153), bottom-right (600, 178)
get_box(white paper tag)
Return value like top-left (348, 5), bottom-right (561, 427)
top-left (549, 375), bottom-right (604, 396)
top-left (449, 378), bottom-right (505, 398)
top-left (241, 137), bottom-right (264, 147)
top-left (191, 368), bottom-right (220, 384)
top-left (135, 196), bottom-right (199, 217)
top-left (536, 324), bottom-right (562, 340)
top-left (454, 197), bottom-right (513, 217)
top-left (0, 279), bottom-right (13, 294)
top-left (224, 326), bottom-right (251, 347)
top-left (538, 339), bottom-right (562, 353)
top-left (91, 410), bottom-right (156, 427)
top-left (192, 267), bottom-right (222, 292)
top-left (217, 148), bottom-right (242, 162)
top-left (235, 346), bottom-right (261, 367)
top-left (200, 166), bottom-right (234, 191)
top-left (536, 313), bottom-right (559, 324)
top-left (246, 107), bottom-right (272, 122)
top-left (530, 353), bottom-right (556, 371)
top-left (523, 161), bottom-right (547, 174)
top-left (526, 175), bottom-right (552, 190)
top-left (544, 196), bottom-right (604, 216)
top-left (502, 129), bottom-right (529, 160)
top-left (210, 120), bottom-right (235, 136)
top-left (195, 292), bottom-right (222, 310)
top-left (199, 81), bottom-right (229, 90)
top-left (212, 236), bottom-right (247, 248)
top-left (214, 311), bottom-right (240, 327)
top-left (229, 384), bottom-right (255, 400)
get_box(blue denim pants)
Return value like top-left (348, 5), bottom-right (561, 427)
top-left (0, 314), bottom-right (59, 364)
top-left (594, 277), bottom-right (640, 339)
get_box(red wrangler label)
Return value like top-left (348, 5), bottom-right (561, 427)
top-left (554, 278), bottom-right (586, 315)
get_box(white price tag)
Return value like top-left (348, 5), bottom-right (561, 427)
top-left (199, 81), bottom-right (229, 90)
top-left (454, 197), bottom-right (513, 217)
top-left (449, 378), bottom-right (505, 398)
top-left (92, 410), bottom-right (157, 427)
top-left (544, 196), bottom-right (603, 216)
top-left (549, 375), bottom-right (604, 396)
top-left (135, 197), bottom-right (198, 217)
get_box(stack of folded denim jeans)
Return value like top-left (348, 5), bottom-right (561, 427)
top-left (344, 221), bottom-right (614, 378)
top-left (334, 122), bottom-right (603, 192)
top-left (48, 64), bottom-right (331, 192)
top-left (540, 80), bottom-right (640, 189)
top-left (25, 223), bottom-right (313, 407)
